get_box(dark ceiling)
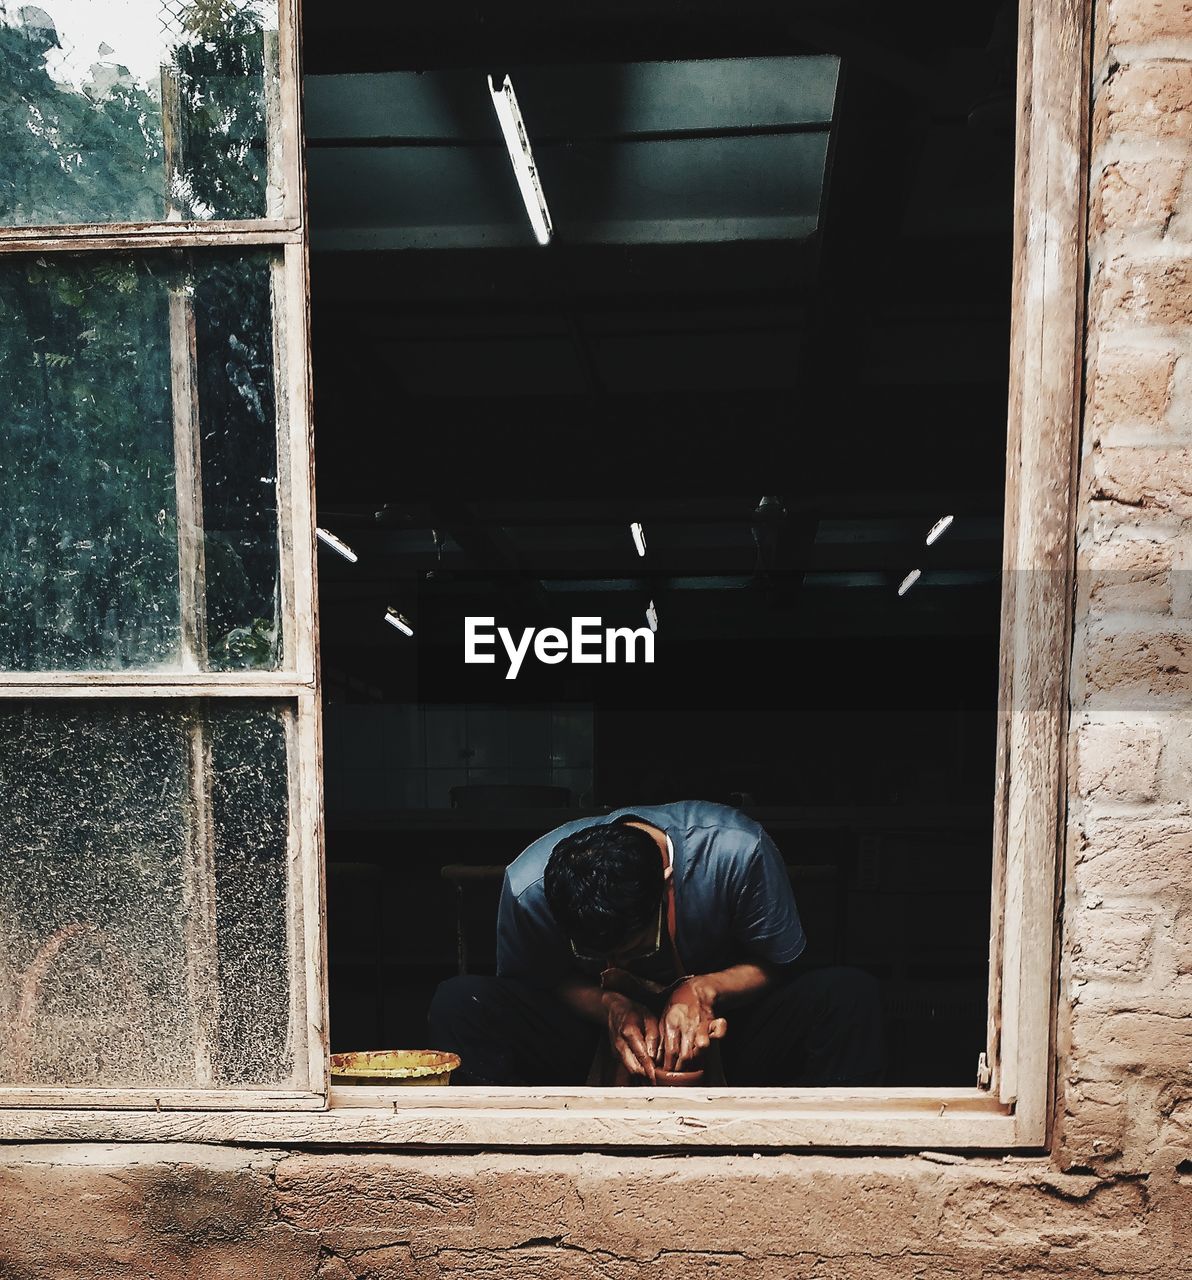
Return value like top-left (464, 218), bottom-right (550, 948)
top-left (299, 0), bottom-right (1015, 75)
top-left (301, 0), bottom-right (1018, 692)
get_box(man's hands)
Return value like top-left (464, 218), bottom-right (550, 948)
top-left (586, 963), bottom-right (780, 1079)
top-left (657, 978), bottom-right (728, 1071)
top-left (604, 992), bottom-right (660, 1081)
top-left (604, 980), bottom-right (731, 1078)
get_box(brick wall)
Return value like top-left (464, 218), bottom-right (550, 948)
top-left (1062, 0), bottom-right (1192, 1183)
top-left (1, 3), bottom-right (1190, 1277)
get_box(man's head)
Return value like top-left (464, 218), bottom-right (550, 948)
top-left (544, 819), bottom-right (665, 963)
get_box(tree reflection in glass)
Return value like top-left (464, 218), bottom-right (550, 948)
top-left (0, 0), bottom-right (278, 226)
top-left (0, 249), bottom-right (283, 671)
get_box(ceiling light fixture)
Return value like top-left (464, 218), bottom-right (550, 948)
top-left (630, 522), bottom-right (647, 557)
top-left (925, 515), bottom-right (954, 546)
top-left (488, 73), bottom-right (553, 247)
top-left (897, 569), bottom-right (921, 597)
top-left (646, 600), bottom-right (658, 632)
top-left (384, 608), bottom-right (414, 636)
top-left (316, 527), bottom-right (358, 563)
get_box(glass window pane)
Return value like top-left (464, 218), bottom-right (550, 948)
top-left (0, 699), bottom-right (299, 1090)
top-left (0, 1), bottom-right (281, 226)
top-left (0, 249), bottom-right (284, 672)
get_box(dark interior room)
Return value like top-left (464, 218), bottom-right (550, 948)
top-left (302, 0), bottom-right (1018, 1085)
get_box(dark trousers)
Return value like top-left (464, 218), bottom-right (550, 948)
top-left (428, 966), bottom-right (885, 1086)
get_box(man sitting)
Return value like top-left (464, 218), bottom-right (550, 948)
top-left (429, 800), bottom-right (884, 1086)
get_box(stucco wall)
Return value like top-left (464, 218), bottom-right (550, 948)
top-left (1, 2), bottom-right (1191, 1277)
top-left (0, 1144), bottom-right (1183, 1279)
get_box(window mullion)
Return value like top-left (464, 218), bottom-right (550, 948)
top-left (169, 285), bottom-right (208, 671)
top-left (182, 703), bottom-right (221, 1086)
top-left (0, 226), bottom-right (302, 255)
top-left (0, 679), bottom-right (314, 697)
top-left (168, 250), bottom-right (223, 1086)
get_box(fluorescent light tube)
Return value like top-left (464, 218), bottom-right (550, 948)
top-left (646, 600), bottom-right (658, 632)
top-left (630, 522), bottom-right (647, 557)
top-left (384, 608), bottom-right (414, 636)
top-left (488, 73), bottom-right (553, 246)
top-left (316, 527), bottom-right (358, 563)
top-left (925, 515), bottom-right (954, 546)
top-left (897, 569), bottom-right (921, 597)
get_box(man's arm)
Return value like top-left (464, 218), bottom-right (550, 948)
top-left (658, 960), bottom-right (787, 1070)
top-left (687, 960), bottom-right (782, 1010)
top-left (657, 826), bottom-right (806, 1070)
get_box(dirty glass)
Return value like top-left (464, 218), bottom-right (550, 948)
top-left (0, 700), bottom-right (295, 1089)
top-left (0, 249), bottom-right (283, 672)
top-left (0, 1), bottom-right (281, 226)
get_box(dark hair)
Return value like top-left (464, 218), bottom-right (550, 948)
top-left (544, 820), bottom-right (663, 954)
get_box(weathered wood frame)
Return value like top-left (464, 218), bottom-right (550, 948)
top-left (983, 0), bottom-right (1091, 1147)
top-left (0, 0), bottom-right (327, 1109)
top-left (0, 0), bottom-right (1089, 1148)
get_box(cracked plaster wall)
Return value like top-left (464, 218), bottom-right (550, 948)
top-left (0, 1145), bottom-right (1185, 1279)
top-left (1, 1), bottom-right (1191, 1276)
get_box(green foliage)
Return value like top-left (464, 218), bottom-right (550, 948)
top-left (212, 616), bottom-right (279, 667)
top-left (0, 252), bottom-right (182, 669)
top-left (0, 249), bottom-right (283, 671)
top-left (0, 6), bottom-right (283, 671)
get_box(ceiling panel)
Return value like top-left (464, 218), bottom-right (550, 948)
top-left (306, 57), bottom-right (839, 250)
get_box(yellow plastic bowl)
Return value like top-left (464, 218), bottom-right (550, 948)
top-left (330, 1049), bottom-right (460, 1086)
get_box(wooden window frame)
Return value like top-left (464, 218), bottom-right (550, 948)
top-left (0, 0), bottom-right (1088, 1148)
top-left (0, 0), bottom-right (327, 1111)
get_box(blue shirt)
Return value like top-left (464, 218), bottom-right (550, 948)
top-left (496, 800), bottom-right (806, 982)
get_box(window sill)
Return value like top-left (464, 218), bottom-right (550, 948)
top-left (0, 1086), bottom-right (1030, 1150)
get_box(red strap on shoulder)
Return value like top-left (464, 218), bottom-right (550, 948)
top-left (663, 848), bottom-right (684, 974)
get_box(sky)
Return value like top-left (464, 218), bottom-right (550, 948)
top-left (3, 0), bottom-right (273, 87)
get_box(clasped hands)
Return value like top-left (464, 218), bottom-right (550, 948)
top-left (605, 978), bottom-right (728, 1081)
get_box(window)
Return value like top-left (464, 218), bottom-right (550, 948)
top-left (310, 28), bottom-right (1017, 1094)
top-left (0, 0), bottom-right (1087, 1149)
top-left (0, 0), bottom-right (323, 1110)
